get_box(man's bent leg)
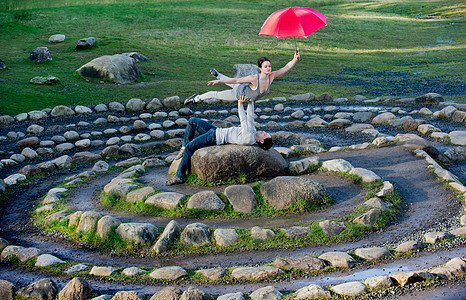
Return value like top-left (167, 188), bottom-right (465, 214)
top-left (176, 129), bottom-right (216, 179)
top-left (183, 118), bottom-right (215, 147)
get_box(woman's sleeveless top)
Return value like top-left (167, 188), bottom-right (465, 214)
top-left (236, 75), bottom-right (271, 101)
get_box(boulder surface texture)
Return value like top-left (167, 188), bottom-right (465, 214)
top-left (190, 145), bottom-right (286, 182)
top-left (76, 54), bottom-right (139, 84)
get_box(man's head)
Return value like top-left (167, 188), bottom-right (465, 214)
top-left (255, 131), bottom-right (273, 150)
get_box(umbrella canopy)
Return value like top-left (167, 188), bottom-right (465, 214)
top-left (259, 7), bottom-right (327, 38)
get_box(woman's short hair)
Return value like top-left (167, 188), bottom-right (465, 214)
top-left (257, 137), bottom-right (273, 150)
top-left (257, 57), bottom-right (271, 68)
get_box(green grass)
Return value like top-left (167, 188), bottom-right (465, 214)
top-left (0, 0), bottom-right (464, 115)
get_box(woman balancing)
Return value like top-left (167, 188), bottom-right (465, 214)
top-left (184, 50), bottom-right (300, 105)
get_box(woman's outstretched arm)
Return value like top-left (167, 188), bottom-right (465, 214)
top-left (270, 50), bottom-right (300, 80)
top-left (208, 74), bottom-right (257, 86)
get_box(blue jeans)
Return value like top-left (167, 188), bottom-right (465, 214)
top-left (176, 118), bottom-right (216, 179)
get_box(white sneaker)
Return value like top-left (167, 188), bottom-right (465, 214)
top-left (184, 94), bottom-right (201, 105)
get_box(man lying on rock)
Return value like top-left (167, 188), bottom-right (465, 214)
top-left (166, 95), bottom-right (273, 186)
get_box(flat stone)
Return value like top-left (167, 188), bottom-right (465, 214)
top-left (152, 220), bottom-right (181, 254)
top-left (42, 187), bottom-right (68, 204)
top-left (364, 197), bottom-right (389, 210)
top-left (122, 267), bottom-right (146, 276)
top-left (63, 264), bottom-right (90, 274)
top-left (58, 277), bottom-right (93, 300)
top-left (251, 226), bottom-right (275, 240)
top-left (196, 268), bottom-right (228, 281)
top-left (4, 173), bottom-right (27, 185)
top-left (322, 159), bottom-right (353, 172)
top-left (89, 266), bottom-right (118, 276)
top-left (179, 287), bottom-right (208, 300)
top-left (449, 227), bottom-right (466, 236)
top-left (318, 252), bottom-right (355, 268)
top-left (149, 266), bottom-right (188, 280)
top-left (331, 281), bottom-right (366, 297)
top-left (180, 223), bottom-right (210, 246)
top-left (250, 286), bottom-right (282, 300)
top-left (389, 271), bottom-right (434, 286)
top-left (445, 257), bottom-right (466, 276)
top-left (365, 275), bottom-right (393, 290)
top-left (353, 208), bottom-right (381, 226)
top-left (112, 291), bottom-right (145, 300)
top-left (214, 228), bottom-right (238, 246)
top-left (273, 256), bottom-right (326, 271)
top-left (319, 220), bottom-right (347, 237)
top-left (377, 181), bottom-right (394, 197)
top-left (187, 190), bottom-right (225, 210)
top-left (395, 240), bottom-right (423, 253)
top-left (77, 211), bottom-right (102, 233)
top-left (145, 192), bottom-right (185, 209)
top-left (231, 267), bottom-right (283, 280)
top-left (372, 112), bottom-right (396, 124)
top-left (449, 131), bottom-right (466, 146)
top-left (17, 279), bottom-right (58, 300)
top-left (149, 287), bottom-right (182, 300)
top-left (96, 215), bottom-right (121, 240)
top-left (1, 245), bottom-right (25, 260)
top-left (345, 123), bottom-right (374, 133)
top-left (35, 254), bottom-right (66, 267)
top-left (115, 222), bottom-right (158, 245)
top-left (224, 185), bottom-right (257, 213)
top-left (288, 156), bottom-right (320, 174)
top-left (260, 176), bottom-right (326, 210)
top-left (354, 246), bottom-right (391, 260)
top-left (295, 284), bottom-right (330, 299)
top-left (424, 231), bottom-right (451, 243)
top-left (349, 167), bottom-right (381, 182)
top-left (17, 247), bottom-right (42, 262)
top-left (0, 279), bottom-right (15, 300)
top-left (217, 292), bottom-right (244, 300)
top-left (282, 226), bottom-right (311, 238)
top-left (126, 186), bottom-right (155, 203)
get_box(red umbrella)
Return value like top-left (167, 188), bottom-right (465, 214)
top-left (259, 7), bottom-right (327, 57)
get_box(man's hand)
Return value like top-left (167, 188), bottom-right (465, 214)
top-left (238, 95), bottom-right (249, 104)
top-left (207, 80), bottom-right (220, 85)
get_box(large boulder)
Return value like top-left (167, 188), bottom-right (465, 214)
top-left (233, 64), bottom-right (259, 78)
top-left (30, 47), bottom-right (52, 62)
top-left (76, 54), bottom-right (139, 84)
top-left (260, 176), bottom-right (327, 210)
top-left (190, 145), bottom-right (286, 182)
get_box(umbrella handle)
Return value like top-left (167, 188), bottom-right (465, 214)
top-left (296, 49), bottom-right (302, 61)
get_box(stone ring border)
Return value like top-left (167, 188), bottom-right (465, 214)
top-left (1, 145), bottom-right (466, 298)
top-left (31, 145), bottom-right (399, 255)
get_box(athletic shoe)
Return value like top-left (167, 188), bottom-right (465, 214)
top-left (166, 176), bottom-right (184, 186)
top-left (175, 147), bottom-right (185, 160)
top-left (184, 94), bottom-right (200, 105)
top-left (210, 68), bottom-right (219, 77)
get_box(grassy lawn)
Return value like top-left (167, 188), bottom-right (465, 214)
top-left (0, 0), bottom-right (464, 115)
